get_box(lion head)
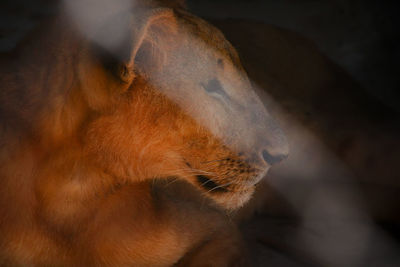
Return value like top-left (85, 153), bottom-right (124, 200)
top-left (44, 0), bottom-right (289, 210)
top-left (61, 0), bottom-right (289, 210)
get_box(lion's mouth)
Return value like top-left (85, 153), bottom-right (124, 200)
top-left (192, 173), bottom-right (257, 210)
top-left (196, 175), bottom-right (229, 193)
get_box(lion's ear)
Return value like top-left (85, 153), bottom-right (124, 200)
top-left (92, 7), bottom-right (175, 84)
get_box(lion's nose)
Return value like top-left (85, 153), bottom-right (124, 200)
top-left (258, 128), bottom-right (289, 166)
top-left (261, 149), bottom-right (288, 165)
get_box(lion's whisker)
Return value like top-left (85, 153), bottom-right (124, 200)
top-left (182, 167), bottom-right (219, 178)
top-left (199, 177), bottom-right (217, 187)
top-left (172, 168), bottom-right (218, 178)
top-left (205, 181), bottom-right (235, 194)
top-left (187, 169), bottom-right (215, 175)
top-left (163, 177), bottom-right (181, 187)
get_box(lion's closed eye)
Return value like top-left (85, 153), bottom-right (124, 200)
top-left (202, 79), bottom-right (229, 100)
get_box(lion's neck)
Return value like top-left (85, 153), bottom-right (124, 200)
top-left (0, 16), bottom-right (93, 148)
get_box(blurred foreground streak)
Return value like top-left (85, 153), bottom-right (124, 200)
top-left (1, 1), bottom-right (400, 266)
top-left (215, 20), bottom-right (400, 266)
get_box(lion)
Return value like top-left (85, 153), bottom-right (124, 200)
top-left (0, 0), bottom-right (288, 266)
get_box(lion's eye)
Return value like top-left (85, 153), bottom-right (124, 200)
top-left (217, 58), bottom-right (224, 68)
top-left (202, 79), bottom-right (225, 95)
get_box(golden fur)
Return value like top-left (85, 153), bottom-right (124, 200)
top-left (0, 1), bottom-right (287, 266)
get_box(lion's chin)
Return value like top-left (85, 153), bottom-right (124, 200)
top-left (211, 186), bottom-right (255, 210)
